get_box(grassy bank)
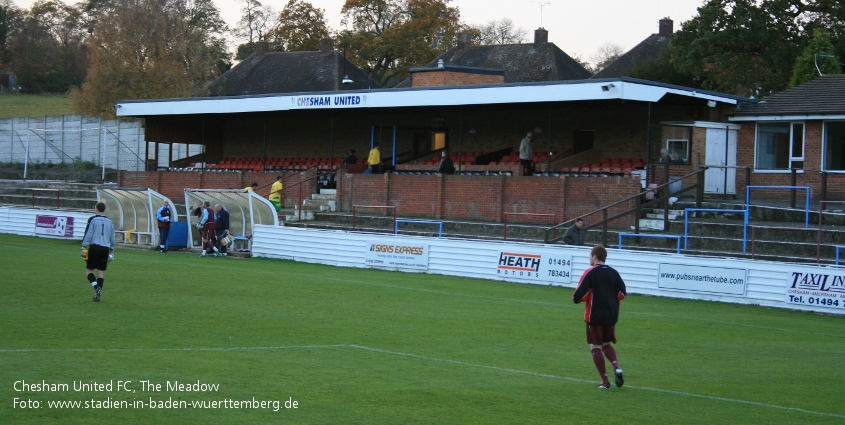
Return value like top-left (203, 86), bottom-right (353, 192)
top-left (0, 93), bottom-right (74, 118)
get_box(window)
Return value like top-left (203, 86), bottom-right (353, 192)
top-left (755, 122), bottom-right (804, 170)
top-left (666, 139), bottom-right (689, 163)
top-left (824, 121), bottom-right (845, 171)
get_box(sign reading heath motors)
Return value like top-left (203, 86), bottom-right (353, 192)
top-left (495, 248), bottom-right (573, 285)
top-left (291, 94), bottom-right (367, 109)
top-left (365, 239), bottom-right (429, 270)
top-left (786, 268), bottom-right (845, 311)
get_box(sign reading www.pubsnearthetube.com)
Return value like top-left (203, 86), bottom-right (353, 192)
top-left (657, 263), bottom-right (748, 295)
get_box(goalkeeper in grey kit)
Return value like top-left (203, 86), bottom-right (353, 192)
top-left (81, 202), bottom-right (115, 302)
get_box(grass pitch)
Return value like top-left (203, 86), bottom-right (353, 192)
top-left (2, 234), bottom-right (844, 424)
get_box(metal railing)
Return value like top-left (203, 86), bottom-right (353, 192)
top-left (817, 201), bottom-right (845, 264)
top-left (31, 188), bottom-right (61, 208)
top-left (544, 168), bottom-right (707, 246)
top-left (395, 220), bottom-right (443, 237)
top-left (352, 205), bottom-right (396, 231)
top-left (504, 213), bottom-right (555, 241)
top-left (618, 233), bottom-right (681, 254)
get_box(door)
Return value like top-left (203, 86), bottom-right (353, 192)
top-left (704, 128), bottom-right (737, 194)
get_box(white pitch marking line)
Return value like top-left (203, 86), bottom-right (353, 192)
top-left (2, 343), bottom-right (843, 419)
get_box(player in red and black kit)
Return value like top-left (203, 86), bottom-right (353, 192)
top-left (573, 245), bottom-right (627, 390)
top-left (194, 201), bottom-right (219, 257)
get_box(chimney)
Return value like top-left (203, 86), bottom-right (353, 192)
top-left (659, 18), bottom-right (674, 37)
top-left (254, 36), bottom-right (269, 56)
top-left (320, 38), bottom-right (335, 53)
top-left (457, 32), bottom-right (472, 49)
top-left (534, 28), bottom-right (548, 47)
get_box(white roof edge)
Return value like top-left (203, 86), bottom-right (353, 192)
top-left (730, 114), bottom-right (845, 122)
top-left (660, 121), bottom-right (742, 130)
top-left (116, 80), bottom-right (740, 117)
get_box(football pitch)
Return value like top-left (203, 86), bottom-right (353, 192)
top-left (2, 234), bottom-right (844, 424)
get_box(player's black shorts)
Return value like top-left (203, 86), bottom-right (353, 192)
top-left (586, 324), bottom-right (616, 345)
top-left (86, 245), bottom-right (110, 271)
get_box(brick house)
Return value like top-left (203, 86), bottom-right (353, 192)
top-left (729, 74), bottom-right (845, 201)
top-left (396, 28), bottom-right (591, 88)
top-left (207, 38), bottom-right (380, 96)
top-left (591, 18), bottom-right (675, 79)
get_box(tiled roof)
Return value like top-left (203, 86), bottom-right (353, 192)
top-left (731, 74), bottom-right (845, 117)
top-left (395, 42), bottom-right (591, 87)
top-left (591, 34), bottom-right (673, 79)
top-left (208, 50), bottom-right (380, 96)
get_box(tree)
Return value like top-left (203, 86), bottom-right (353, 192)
top-left (267, 0), bottom-right (330, 52)
top-left (669, 0), bottom-right (820, 96)
top-left (70, 0), bottom-right (229, 117)
top-left (589, 42), bottom-right (624, 74)
top-left (338, 0), bottom-right (461, 87)
top-left (789, 28), bottom-right (841, 86)
top-left (233, 0), bottom-right (275, 59)
top-left (629, 44), bottom-right (699, 88)
top-left (473, 18), bottom-right (526, 45)
top-left (5, 1), bottom-right (87, 93)
top-left (0, 0), bottom-right (24, 68)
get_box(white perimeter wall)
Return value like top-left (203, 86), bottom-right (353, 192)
top-left (0, 206), bottom-right (91, 239)
top-left (253, 225), bottom-right (845, 316)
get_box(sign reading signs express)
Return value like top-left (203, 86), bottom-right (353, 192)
top-left (34, 215), bottom-right (74, 238)
top-left (495, 248), bottom-right (573, 286)
top-left (786, 267), bottom-right (845, 311)
top-left (365, 239), bottom-right (429, 270)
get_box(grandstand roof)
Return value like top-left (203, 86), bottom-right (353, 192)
top-left (116, 77), bottom-right (750, 118)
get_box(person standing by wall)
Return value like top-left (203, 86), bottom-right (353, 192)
top-left (244, 182), bottom-right (258, 191)
top-left (195, 201), bottom-right (219, 257)
top-left (156, 200), bottom-right (172, 253)
top-left (368, 143), bottom-right (381, 174)
top-left (81, 202), bottom-right (115, 302)
top-left (344, 149), bottom-right (358, 165)
top-left (572, 245), bottom-right (627, 390)
top-left (438, 150), bottom-right (455, 175)
top-left (269, 176), bottom-right (283, 211)
top-left (519, 131), bottom-right (534, 176)
top-left (563, 218), bottom-right (586, 246)
top-left (214, 204), bottom-right (230, 257)
top-left (659, 148), bottom-right (671, 164)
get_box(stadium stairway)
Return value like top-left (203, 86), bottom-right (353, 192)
top-left (280, 189), bottom-right (337, 223)
top-left (282, 197), bottom-right (845, 265)
top-left (0, 180), bottom-right (101, 210)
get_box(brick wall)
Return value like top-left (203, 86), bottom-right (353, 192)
top-left (411, 71), bottom-right (504, 87)
top-left (337, 171), bottom-right (641, 228)
top-left (119, 170), bottom-right (319, 207)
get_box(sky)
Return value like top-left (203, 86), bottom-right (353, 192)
top-left (15, 0), bottom-right (708, 64)
top-left (208, 0), bottom-right (709, 63)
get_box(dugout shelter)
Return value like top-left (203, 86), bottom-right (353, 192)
top-left (184, 189), bottom-right (278, 251)
top-left (96, 187), bottom-right (178, 246)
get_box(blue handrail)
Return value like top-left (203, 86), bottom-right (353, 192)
top-left (685, 208), bottom-right (748, 253)
top-left (746, 186), bottom-right (811, 227)
top-left (618, 233), bottom-right (681, 254)
top-left (395, 220), bottom-right (443, 238)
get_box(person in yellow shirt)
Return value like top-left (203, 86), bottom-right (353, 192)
top-left (244, 182), bottom-right (258, 191)
top-left (367, 143), bottom-right (381, 174)
top-left (269, 176), bottom-right (283, 211)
